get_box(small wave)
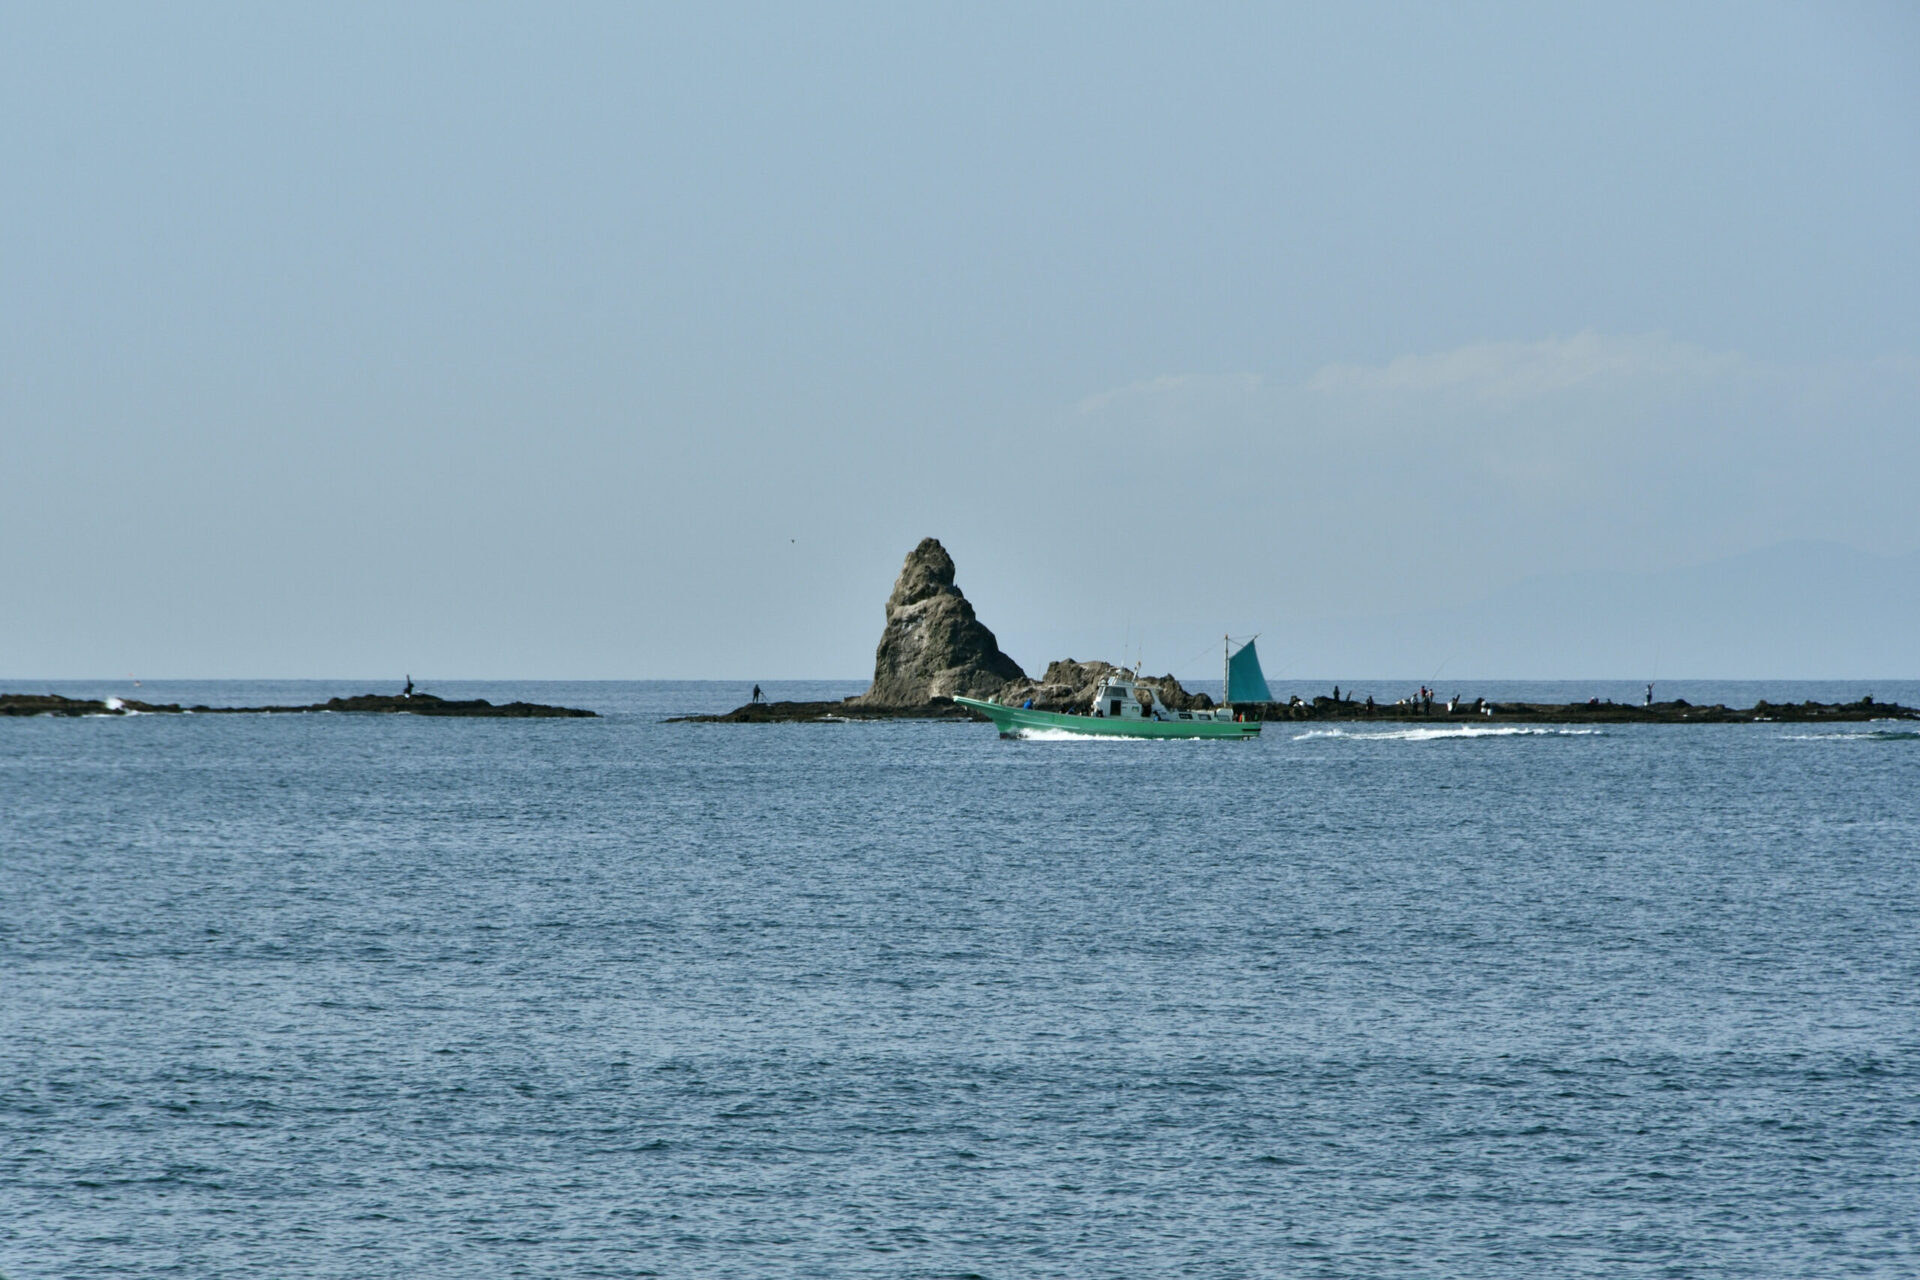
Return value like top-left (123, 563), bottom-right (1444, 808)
top-left (1779, 729), bottom-right (1920, 742)
top-left (1294, 725), bottom-right (1604, 742)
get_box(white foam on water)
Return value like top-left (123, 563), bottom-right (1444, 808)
top-left (104, 697), bottom-right (124, 711)
top-left (1011, 727), bottom-right (1192, 743)
top-left (1294, 725), bottom-right (1604, 742)
top-left (1780, 729), bottom-right (1920, 742)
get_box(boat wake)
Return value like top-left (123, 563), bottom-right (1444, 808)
top-left (1294, 725), bottom-right (1606, 742)
top-left (1012, 727), bottom-right (1194, 742)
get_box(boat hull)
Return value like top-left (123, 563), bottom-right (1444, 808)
top-left (952, 696), bottom-right (1261, 740)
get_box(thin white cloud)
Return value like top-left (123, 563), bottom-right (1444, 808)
top-left (1072, 333), bottom-right (1750, 422)
top-left (1075, 372), bottom-right (1264, 416)
top-left (1307, 331), bottom-right (1746, 404)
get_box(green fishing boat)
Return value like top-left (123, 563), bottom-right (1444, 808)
top-left (954, 637), bottom-right (1273, 740)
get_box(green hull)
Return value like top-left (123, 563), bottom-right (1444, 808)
top-left (952, 696), bottom-right (1261, 740)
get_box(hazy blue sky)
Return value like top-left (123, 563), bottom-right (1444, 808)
top-left (5, 3), bottom-right (1917, 678)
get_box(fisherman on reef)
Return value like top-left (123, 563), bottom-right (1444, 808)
top-left (1646, 683), bottom-right (1654, 707)
top-left (751, 684), bottom-right (763, 705)
top-left (404, 675), bottom-right (413, 698)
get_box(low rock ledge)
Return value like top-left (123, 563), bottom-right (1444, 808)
top-left (1, 692), bottom-right (595, 718)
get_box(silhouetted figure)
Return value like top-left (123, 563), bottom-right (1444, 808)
top-left (404, 675), bottom-right (413, 698)
top-left (1645, 683), bottom-right (1654, 707)
top-left (1333, 685), bottom-right (1340, 703)
top-left (751, 684), bottom-right (763, 705)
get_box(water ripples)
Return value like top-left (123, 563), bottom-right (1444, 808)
top-left (3, 686), bottom-right (1918, 1276)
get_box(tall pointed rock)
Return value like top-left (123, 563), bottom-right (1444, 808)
top-left (857, 538), bottom-right (1026, 706)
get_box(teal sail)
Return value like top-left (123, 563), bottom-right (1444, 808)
top-left (1226, 638), bottom-right (1272, 704)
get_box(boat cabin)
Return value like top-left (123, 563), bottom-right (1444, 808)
top-left (1091, 672), bottom-right (1147, 719)
top-left (1089, 671), bottom-right (1235, 723)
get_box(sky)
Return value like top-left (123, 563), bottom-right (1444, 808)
top-left (4, 2), bottom-right (1917, 679)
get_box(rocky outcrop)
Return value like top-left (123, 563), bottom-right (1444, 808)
top-left (852, 538), bottom-right (1027, 707)
top-left (687, 537), bottom-right (1227, 721)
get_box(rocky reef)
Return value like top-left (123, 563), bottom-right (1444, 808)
top-left (679, 536), bottom-right (1919, 727)
top-left (1255, 695), bottom-right (1914, 724)
top-left (1, 692), bottom-right (595, 718)
top-left (682, 697), bottom-right (980, 724)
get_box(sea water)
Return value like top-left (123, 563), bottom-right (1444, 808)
top-left (4, 680), bottom-right (1917, 1278)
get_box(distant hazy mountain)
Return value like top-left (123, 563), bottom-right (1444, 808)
top-left (1289, 541), bottom-right (1918, 678)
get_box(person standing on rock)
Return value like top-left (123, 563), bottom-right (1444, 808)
top-left (751, 684), bottom-right (763, 705)
top-left (1645, 683), bottom-right (1654, 707)
top-left (404, 675), bottom-right (413, 698)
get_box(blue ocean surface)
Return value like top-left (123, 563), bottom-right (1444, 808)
top-left (4, 679), bottom-right (1918, 1278)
